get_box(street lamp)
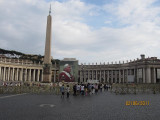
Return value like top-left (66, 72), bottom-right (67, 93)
top-left (81, 64), bottom-right (84, 83)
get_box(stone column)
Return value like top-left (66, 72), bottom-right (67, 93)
top-left (84, 70), bottom-right (86, 82)
top-left (5, 67), bottom-right (7, 81)
top-left (89, 70), bottom-right (92, 80)
top-left (107, 70), bottom-right (109, 83)
top-left (4, 67), bottom-right (6, 82)
top-left (3, 67), bottom-right (6, 81)
top-left (137, 69), bottom-right (139, 83)
top-left (100, 70), bottom-right (101, 82)
top-left (85, 70), bottom-right (87, 82)
top-left (14, 68), bottom-right (16, 81)
top-left (0, 66), bottom-right (1, 80)
top-left (146, 68), bottom-right (151, 83)
top-left (80, 70), bottom-right (82, 82)
top-left (54, 62), bottom-right (57, 82)
top-left (153, 68), bottom-right (156, 83)
top-left (119, 70), bottom-right (121, 83)
top-left (126, 69), bottom-right (128, 83)
top-left (41, 70), bottom-right (43, 82)
top-left (134, 68), bottom-right (136, 83)
top-left (115, 70), bottom-right (117, 83)
top-left (82, 70), bottom-right (84, 82)
top-left (37, 69), bottom-right (40, 82)
top-left (143, 68), bottom-right (146, 83)
top-left (123, 69), bottom-right (125, 83)
top-left (96, 70), bottom-right (97, 80)
top-left (10, 68), bottom-right (12, 81)
top-left (8, 67), bottom-right (10, 81)
top-left (88, 70), bottom-right (89, 80)
top-left (29, 69), bottom-right (31, 82)
top-left (111, 70), bottom-right (113, 83)
top-left (25, 69), bottom-right (27, 81)
top-left (33, 69), bottom-right (35, 82)
top-left (104, 70), bottom-right (106, 83)
top-left (92, 70), bottom-right (94, 80)
top-left (20, 68), bottom-right (23, 82)
top-left (16, 68), bottom-right (19, 81)
top-left (12, 68), bottom-right (15, 81)
top-left (1, 67), bottom-right (3, 81)
top-left (54, 70), bottom-right (56, 82)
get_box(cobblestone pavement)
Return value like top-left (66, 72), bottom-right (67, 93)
top-left (0, 91), bottom-right (160, 120)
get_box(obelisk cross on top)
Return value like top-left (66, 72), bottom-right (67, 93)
top-left (43, 5), bottom-right (52, 83)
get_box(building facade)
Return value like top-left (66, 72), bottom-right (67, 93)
top-left (0, 55), bottom-right (160, 84)
top-left (0, 58), bottom-right (43, 83)
top-left (0, 57), bottom-right (59, 84)
top-left (78, 55), bottom-right (160, 84)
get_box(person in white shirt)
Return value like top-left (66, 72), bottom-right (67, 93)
top-left (66, 85), bottom-right (70, 98)
top-left (81, 84), bottom-right (84, 95)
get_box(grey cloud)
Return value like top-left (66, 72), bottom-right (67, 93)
top-left (0, 0), bottom-right (160, 64)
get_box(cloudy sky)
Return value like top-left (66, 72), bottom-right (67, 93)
top-left (0, 0), bottom-right (160, 64)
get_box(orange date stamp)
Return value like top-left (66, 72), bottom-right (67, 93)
top-left (126, 101), bottom-right (149, 106)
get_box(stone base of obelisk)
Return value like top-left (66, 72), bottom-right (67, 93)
top-left (42, 64), bottom-right (52, 83)
top-left (43, 74), bottom-right (51, 83)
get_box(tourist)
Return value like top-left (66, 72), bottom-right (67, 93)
top-left (88, 84), bottom-right (92, 95)
top-left (76, 84), bottom-right (80, 95)
top-left (106, 84), bottom-right (109, 91)
top-left (81, 84), bottom-right (84, 95)
top-left (95, 83), bottom-right (98, 94)
top-left (73, 84), bottom-right (77, 96)
top-left (100, 83), bottom-right (104, 92)
top-left (104, 84), bottom-right (107, 90)
top-left (66, 85), bottom-right (70, 98)
top-left (84, 84), bottom-right (88, 96)
top-left (60, 84), bottom-right (65, 98)
top-left (91, 84), bottom-right (95, 94)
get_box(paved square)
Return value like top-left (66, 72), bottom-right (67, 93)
top-left (0, 91), bottom-right (159, 120)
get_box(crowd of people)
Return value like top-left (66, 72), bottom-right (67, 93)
top-left (0, 82), bottom-right (22, 86)
top-left (60, 83), bottom-right (112, 98)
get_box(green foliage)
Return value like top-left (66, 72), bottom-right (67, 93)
top-left (0, 48), bottom-right (60, 64)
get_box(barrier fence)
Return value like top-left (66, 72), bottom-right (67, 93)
top-left (0, 86), bottom-right (66, 95)
top-left (111, 84), bottom-right (160, 94)
top-left (0, 84), bottom-right (160, 95)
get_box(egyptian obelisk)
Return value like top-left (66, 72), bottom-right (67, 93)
top-left (43, 5), bottom-right (52, 83)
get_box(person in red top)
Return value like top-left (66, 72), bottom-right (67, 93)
top-left (59, 64), bottom-right (75, 82)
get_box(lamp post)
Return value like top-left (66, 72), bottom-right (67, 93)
top-left (81, 64), bottom-right (84, 83)
top-left (54, 61), bottom-right (56, 83)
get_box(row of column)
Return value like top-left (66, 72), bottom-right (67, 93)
top-left (0, 66), bottom-right (43, 82)
top-left (80, 69), bottom-right (127, 83)
top-left (79, 67), bottom-right (157, 84)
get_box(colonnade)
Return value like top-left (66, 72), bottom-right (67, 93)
top-left (79, 66), bottom-right (159, 84)
top-left (0, 66), bottom-right (43, 82)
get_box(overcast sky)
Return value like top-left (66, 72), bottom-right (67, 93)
top-left (0, 0), bottom-right (160, 64)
